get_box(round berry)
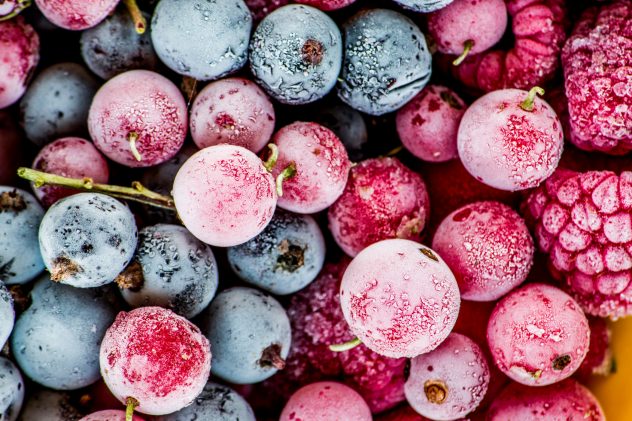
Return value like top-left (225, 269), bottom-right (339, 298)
top-left (18, 389), bottom-right (83, 421)
top-left (280, 382), bottom-right (372, 421)
top-left (0, 357), bottom-right (24, 421)
top-left (0, 283), bottom-right (13, 348)
top-left (80, 410), bottom-right (146, 421)
top-left (34, 0), bottom-right (118, 30)
top-left (392, 0), bottom-right (453, 13)
top-left (0, 17), bottom-right (39, 109)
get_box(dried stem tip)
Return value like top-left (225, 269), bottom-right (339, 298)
top-left (123, 0), bottom-right (146, 34)
top-left (452, 39), bottom-right (474, 66)
top-left (424, 380), bottom-right (448, 404)
top-left (520, 86), bottom-right (545, 112)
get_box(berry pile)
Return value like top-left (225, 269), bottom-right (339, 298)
top-left (0, 0), bottom-right (629, 420)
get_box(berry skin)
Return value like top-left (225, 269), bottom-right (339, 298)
top-left (432, 201), bottom-right (534, 301)
top-left (172, 145), bottom-right (277, 247)
top-left (294, 0), bottom-right (355, 11)
top-left (396, 85), bottom-right (466, 163)
top-left (280, 382), bottom-right (372, 421)
top-left (31, 137), bottom-right (110, 208)
top-left (99, 307), bottom-right (211, 416)
top-left (404, 333), bottom-right (490, 421)
top-left (38, 193), bottom-right (138, 288)
top-left (245, 0), bottom-right (287, 22)
top-left (0, 112), bottom-right (22, 185)
top-left (17, 389), bottom-right (84, 421)
top-left (0, 282), bottom-right (13, 347)
top-left (154, 381), bottom-right (255, 421)
top-left (576, 316), bottom-right (613, 380)
top-left (116, 224), bottom-right (218, 319)
top-left (328, 157), bottom-right (430, 257)
top-left (338, 9), bottom-right (432, 116)
top-left (79, 410), bottom-right (145, 421)
top-left (151, 0), bottom-right (252, 81)
top-left (0, 187), bottom-right (45, 285)
top-left (392, 0), bottom-right (453, 13)
top-left (190, 78), bottom-right (275, 153)
top-left (524, 169), bottom-right (632, 318)
top-left (88, 70), bottom-right (187, 168)
top-left (0, 357), bottom-right (24, 421)
top-left (457, 88), bottom-right (564, 191)
top-left (561, 0), bottom-right (632, 154)
top-left (340, 239), bottom-right (460, 358)
top-left (34, 0), bottom-right (118, 30)
top-left (487, 283), bottom-right (590, 386)
top-left (0, 17), bottom-right (39, 109)
top-left (270, 122), bottom-right (351, 214)
top-left (11, 275), bottom-right (119, 390)
top-left (249, 5), bottom-right (342, 105)
top-left (487, 379), bottom-right (605, 421)
top-left (312, 102), bottom-right (368, 162)
top-left (80, 8), bottom-right (159, 80)
top-left (198, 287), bottom-right (292, 384)
top-left (227, 210), bottom-right (326, 295)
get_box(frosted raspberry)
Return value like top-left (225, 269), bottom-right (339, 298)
top-left (576, 316), bottom-right (614, 380)
top-left (561, 0), bottom-right (632, 154)
top-left (524, 169), bottom-right (632, 318)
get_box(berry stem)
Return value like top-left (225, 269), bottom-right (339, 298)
top-left (385, 145), bottom-right (403, 156)
top-left (329, 337), bottom-right (362, 352)
top-left (263, 143), bottom-right (279, 172)
top-left (0, 0), bottom-right (31, 21)
top-left (123, 0), bottom-right (146, 34)
top-left (17, 167), bottom-right (177, 211)
top-left (275, 162), bottom-right (296, 197)
top-left (520, 86), bottom-right (545, 112)
top-left (452, 39), bottom-right (474, 66)
top-left (127, 131), bottom-right (142, 162)
top-left (125, 397), bottom-right (139, 421)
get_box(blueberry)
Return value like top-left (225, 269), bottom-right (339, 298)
top-left (155, 381), bottom-right (255, 421)
top-left (0, 357), bottom-right (24, 421)
top-left (312, 102), bottom-right (369, 162)
top-left (393, 0), bottom-right (454, 12)
top-left (19, 63), bottom-right (100, 146)
top-left (227, 210), bottom-right (325, 295)
top-left (11, 275), bottom-right (120, 390)
top-left (0, 187), bottom-right (45, 286)
top-left (0, 282), bottom-right (13, 347)
top-left (17, 389), bottom-right (83, 421)
top-left (198, 287), bottom-right (292, 384)
top-left (249, 4), bottom-right (342, 104)
top-left (151, 0), bottom-right (252, 81)
top-left (117, 224), bottom-right (218, 319)
top-left (80, 7), bottom-right (159, 80)
top-left (38, 193), bottom-right (138, 288)
top-left (337, 9), bottom-right (432, 115)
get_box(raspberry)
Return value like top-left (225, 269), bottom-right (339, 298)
top-left (524, 169), bottom-right (632, 318)
top-left (561, 0), bottom-right (632, 154)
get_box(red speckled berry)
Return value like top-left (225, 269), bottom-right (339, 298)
top-left (245, 0), bottom-right (288, 22)
top-left (34, 0), bottom-right (118, 30)
top-left (576, 316), bottom-right (613, 380)
top-left (190, 77), bottom-right (275, 153)
top-left (432, 201), bottom-right (534, 301)
top-left (80, 410), bottom-right (145, 421)
top-left (270, 122), bottom-right (351, 214)
top-left (0, 17), bottom-right (39, 109)
top-left (280, 381), bottom-right (372, 421)
top-left (457, 88), bottom-right (564, 191)
top-left (562, 0), bottom-right (632, 155)
top-left (396, 85), bottom-right (466, 163)
top-left (88, 70), bottom-right (187, 168)
top-left (32, 137), bottom-right (110, 208)
top-left (487, 283), bottom-right (590, 386)
top-left (487, 379), bottom-right (605, 421)
top-left (99, 307), bottom-right (211, 416)
top-left (294, 0), bottom-right (356, 11)
top-left (328, 157), bottom-right (430, 257)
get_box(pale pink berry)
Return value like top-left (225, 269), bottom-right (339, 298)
top-left (0, 17), bottom-right (39, 109)
top-left (80, 410), bottom-right (145, 421)
top-left (280, 382), bottom-right (372, 421)
top-left (34, 0), bottom-right (118, 30)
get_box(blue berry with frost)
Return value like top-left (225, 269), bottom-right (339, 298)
top-left (0, 357), bottom-right (24, 421)
top-left (0, 282), bottom-right (13, 348)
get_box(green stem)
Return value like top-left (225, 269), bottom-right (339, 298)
top-left (18, 167), bottom-right (176, 211)
top-left (263, 143), bottom-right (279, 172)
top-left (127, 131), bottom-right (142, 162)
top-left (0, 0), bottom-right (31, 21)
top-left (385, 145), bottom-right (403, 157)
top-left (275, 162), bottom-right (296, 197)
top-left (123, 0), bottom-right (146, 34)
top-left (520, 86), bottom-right (545, 112)
top-left (452, 39), bottom-right (474, 66)
top-left (126, 397), bottom-right (139, 421)
top-left (329, 337), bottom-right (362, 352)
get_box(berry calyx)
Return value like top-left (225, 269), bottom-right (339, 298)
top-left (424, 380), bottom-right (448, 404)
top-left (260, 344), bottom-right (286, 370)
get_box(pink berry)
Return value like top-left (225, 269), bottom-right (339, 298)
top-left (34, 0), bottom-right (118, 30)
top-left (376, 405), bottom-right (427, 421)
top-left (340, 239), bottom-right (460, 358)
top-left (270, 122), bottom-right (351, 214)
top-left (190, 78), bottom-right (275, 153)
top-left (427, 0), bottom-right (507, 57)
top-left (457, 88), bottom-right (564, 191)
top-left (172, 144), bottom-right (277, 247)
top-left (245, 0), bottom-right (288, 22)
top-left (0, 17), bottom-right (39, 109)
top-left (396, 85), bottom-right (465, 163)
top-left (487, 379), bottom-right (605, 421)
top-left (0, 111), bottom-right (23, 185)
top-left (328, 157), bottom-right (430, 257)
top-left (432, 201), bottom-right (534, 301)
top-left (487, 283), bottom-right (590, 386)
top-left (31, 137), bottom-right (110, 208)
top-left (99, 307), bottom-right (211, 416)
top-left (294, 0), bottom-right (356, 11)
top-left (405, 333), bottom-right (490, 421)
top-left (576, 316), bottom-right (614, 380)
top-left (280, 381), bottom-right (372, 421)
top-left (88, 70), bottom-right (187, 168)
top-left (80, 410), bottom-right (145, 421)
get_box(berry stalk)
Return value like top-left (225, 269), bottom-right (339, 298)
top-left (452, 39), bottom-right (474, 66)
top-left (123, 0), bottom-right (146, 34)
top-left (0, 0), bottom-right (31, 21)
top-left (520, 86), bottom-right (545, 112)
top-left (329, 337), bottom-right (361, 352)
top-left (126, 397), bottom-right (139, 421)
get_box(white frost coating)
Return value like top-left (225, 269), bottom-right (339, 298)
top-left (0, 283), bottom-right (13, 348)
top-left (0, 357), bottom-right (24, 421)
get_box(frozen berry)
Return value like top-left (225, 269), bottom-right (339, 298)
top-left (280, 382), bottom-right (372, 421)
top-left (432, 201), bottom-right (534, 301)
top-left (457, 87), bottom-right (564, 191)
top-left (100, 306), bottom-right (211, 415)
top-left (340, 239), bottom-right (460, 358)
top-left (18, 389), bottom-right (84, 421)
top-left (487, 283), bottom-right (590, 386)
top-left (0, 17), bottom-right (39, 109)
top-left (312, 102), bottom-right (368, 162)
top-left (88, 70), bottom-right (187, 168)
top-left (392, 0), bottom-right (453, 13)
top-left (328, 157), bottom-right (430, 257)
top-left (34, 0), bottom-right (118, 30)
top-left (245, 0), bottom-right (287, 22)
top-left (577, 316), bottom-right (614, 380)
top-left (0, 282), bottom-right (13, 348)
top-left (0, 357), bottom-right (24, 421)
top-left (294, 0), bottom-right (354, 11)
top-left (172, 145), bottom-right (277, 247)
top-left (79, 410), bottom-right (145, 421)
top-left (396, 85), bottom-right (466, 163)
top-left (190, 78), bottom-right (275, 153)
